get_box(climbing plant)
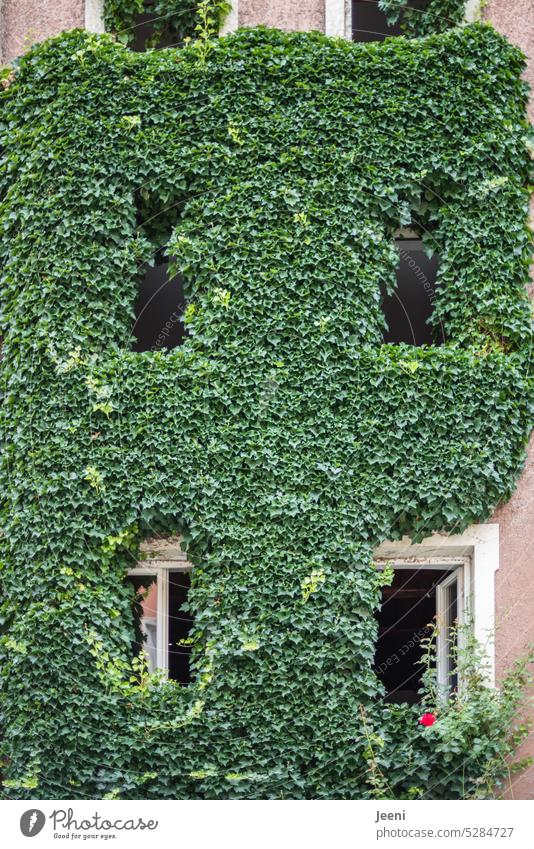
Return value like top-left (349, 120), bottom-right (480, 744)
top-left (104, 0), bottom-right (230, 47)
top-left (380, 0), bottom-right (469, 37)
top-left (0, 16), bottom-right (532, 800)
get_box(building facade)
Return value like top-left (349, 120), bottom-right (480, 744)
top-left (1, 0), bottom-right (533, 799)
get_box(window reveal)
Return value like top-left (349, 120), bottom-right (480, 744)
top-left (374, 564), bottom-right (464, 703)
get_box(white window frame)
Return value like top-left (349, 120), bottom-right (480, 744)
top-left (128, 537), bottom-right (193, 676)
top-left (435, 565), bottom-right (464, 696)
top-left (85, 0), bottom-right (106, 33)
top-left (325, 0), bottom-right (351, 39)
top-left (374, 523), bottom-right (499, 686)
top-left (220, 1), bottom-right (239, 35)
top-left (464, 1), bottom-right (483, 23)
top-left (83, 0), bottom-right (481, 42)
top-left (128, 524), bottom-right (498, 689)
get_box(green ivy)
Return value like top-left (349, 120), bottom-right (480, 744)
top-left (0, 19), bottom-right (532, 800)
top-left (380, 0), bottom-right (468, 36)
top-left (104, 0), bottom-right (230, 47)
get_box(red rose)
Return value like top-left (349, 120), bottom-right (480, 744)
top-left (419, 712), bottom-right (436, 727)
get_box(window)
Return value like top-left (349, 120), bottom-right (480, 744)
top-left (375, 526), bottom-right (498, 687)
top-left (381, 237), bottom-right (441, 345)
top-left (133, 252), bottom-right (186, 352)
top-left (131, 0), bottom-right (205, 51)
top-left (132, 1), bottom-right (177, 51)
top-left (352, 0), bottom-right (428, 42)
top-left (126, 559), bottom-right (194, 683)
top-left (374, 561), bottom-right (467, 703)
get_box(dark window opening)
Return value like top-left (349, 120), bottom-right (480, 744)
top-left (133, 251), bottom-right (186, 352)
top-left (168, 571), bottom-right (194, 684)
top-left (374, 567), bottom-right (450, 703)
top-left (381, 238), bottom-right (440, 345)
top-left (352, 0), bottom-right (429, 42)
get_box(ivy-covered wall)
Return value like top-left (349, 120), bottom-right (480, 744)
top-left (380, 0), bottom-right (468, 36)
top-left (1, 12), bottom-right (533, 799)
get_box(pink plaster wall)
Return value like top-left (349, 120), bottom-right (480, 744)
top-left (239, 0), bottom-right (324, 32)
top-left (484, 0), bottom-right (534, 800)
top-left (491, 438), bottom-right (534, 798)
top-left (1, 0), bottom-right (85, 63)
top-left (485, 0), bottom-right (534, 121)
